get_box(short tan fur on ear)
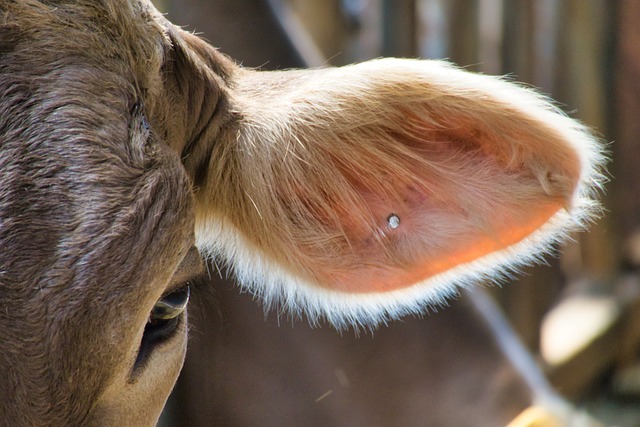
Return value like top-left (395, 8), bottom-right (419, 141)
top-left (195, 59), bottom-right (605, 328)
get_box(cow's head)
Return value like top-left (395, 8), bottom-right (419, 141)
top-left (0, 0), bottom-right (604, 425)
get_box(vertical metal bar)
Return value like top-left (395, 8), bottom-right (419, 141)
top-left (531, 0), bottom-right (560, 93)
top-left (416, 0), bottom-right (449, 60)
top-left (478, 0), bottom-right (503, 75)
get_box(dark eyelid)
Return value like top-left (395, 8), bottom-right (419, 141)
top-left (165, 246), bottom-right (205, 295)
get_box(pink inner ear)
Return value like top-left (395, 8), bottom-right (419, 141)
top-left (322, 198), bottom-right (563, 293)
top-left (283, 121), bottom-right (572, 294)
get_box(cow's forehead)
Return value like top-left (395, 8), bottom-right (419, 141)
top-left (0, 0), bottom-right (197, 298)
top-left (2, 0), bottom-right (168, 95)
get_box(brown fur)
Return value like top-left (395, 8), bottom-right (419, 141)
top-left (0, 0), bottom-right (603, 425)
top-left (0, 1), bottom-right (197, 424)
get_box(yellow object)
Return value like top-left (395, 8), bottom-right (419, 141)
top-left (507, 406), bottom-right (565, 427)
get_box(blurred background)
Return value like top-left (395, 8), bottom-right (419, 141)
top-left (152, 1), bottom-right (640, 425)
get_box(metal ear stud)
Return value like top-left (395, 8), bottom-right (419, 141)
top-left (387, 213), bottom-right (400, 229)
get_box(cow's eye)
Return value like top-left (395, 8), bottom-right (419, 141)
top-left (149, 286), bottom-right (190, 324)
top-left (133, 286), bottom-right (190, 373)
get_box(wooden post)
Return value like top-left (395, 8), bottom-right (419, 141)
top-left (161, 0), bottom-right (307, 69)
top-left (501, 0), bottom-right (535, 82)
top-left (614, 0), bottom-right (640, 241)
top-left (448, 0), bottom-right (479, 69)
top-left (382, 0), bottom-right (417, 57)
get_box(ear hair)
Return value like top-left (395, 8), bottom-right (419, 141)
top-left (194, 59), bottom-right (605, 329)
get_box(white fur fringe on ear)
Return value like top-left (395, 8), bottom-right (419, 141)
top-left (195, 58), bottom-right (606, 329)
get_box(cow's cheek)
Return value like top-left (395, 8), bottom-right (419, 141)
top-left (85, 315), bottom-right (188, 427)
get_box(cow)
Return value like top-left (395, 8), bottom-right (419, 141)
top-left (0, 0), bottom-right (604, 425)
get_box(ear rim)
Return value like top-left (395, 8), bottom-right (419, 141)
top-left (197, 208), bottom-right (577, 330)
top-left (195, 58), bottom-right (606, 330)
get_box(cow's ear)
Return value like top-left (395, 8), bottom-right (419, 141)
top-left (194, 59), bottom-right (604, 328)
